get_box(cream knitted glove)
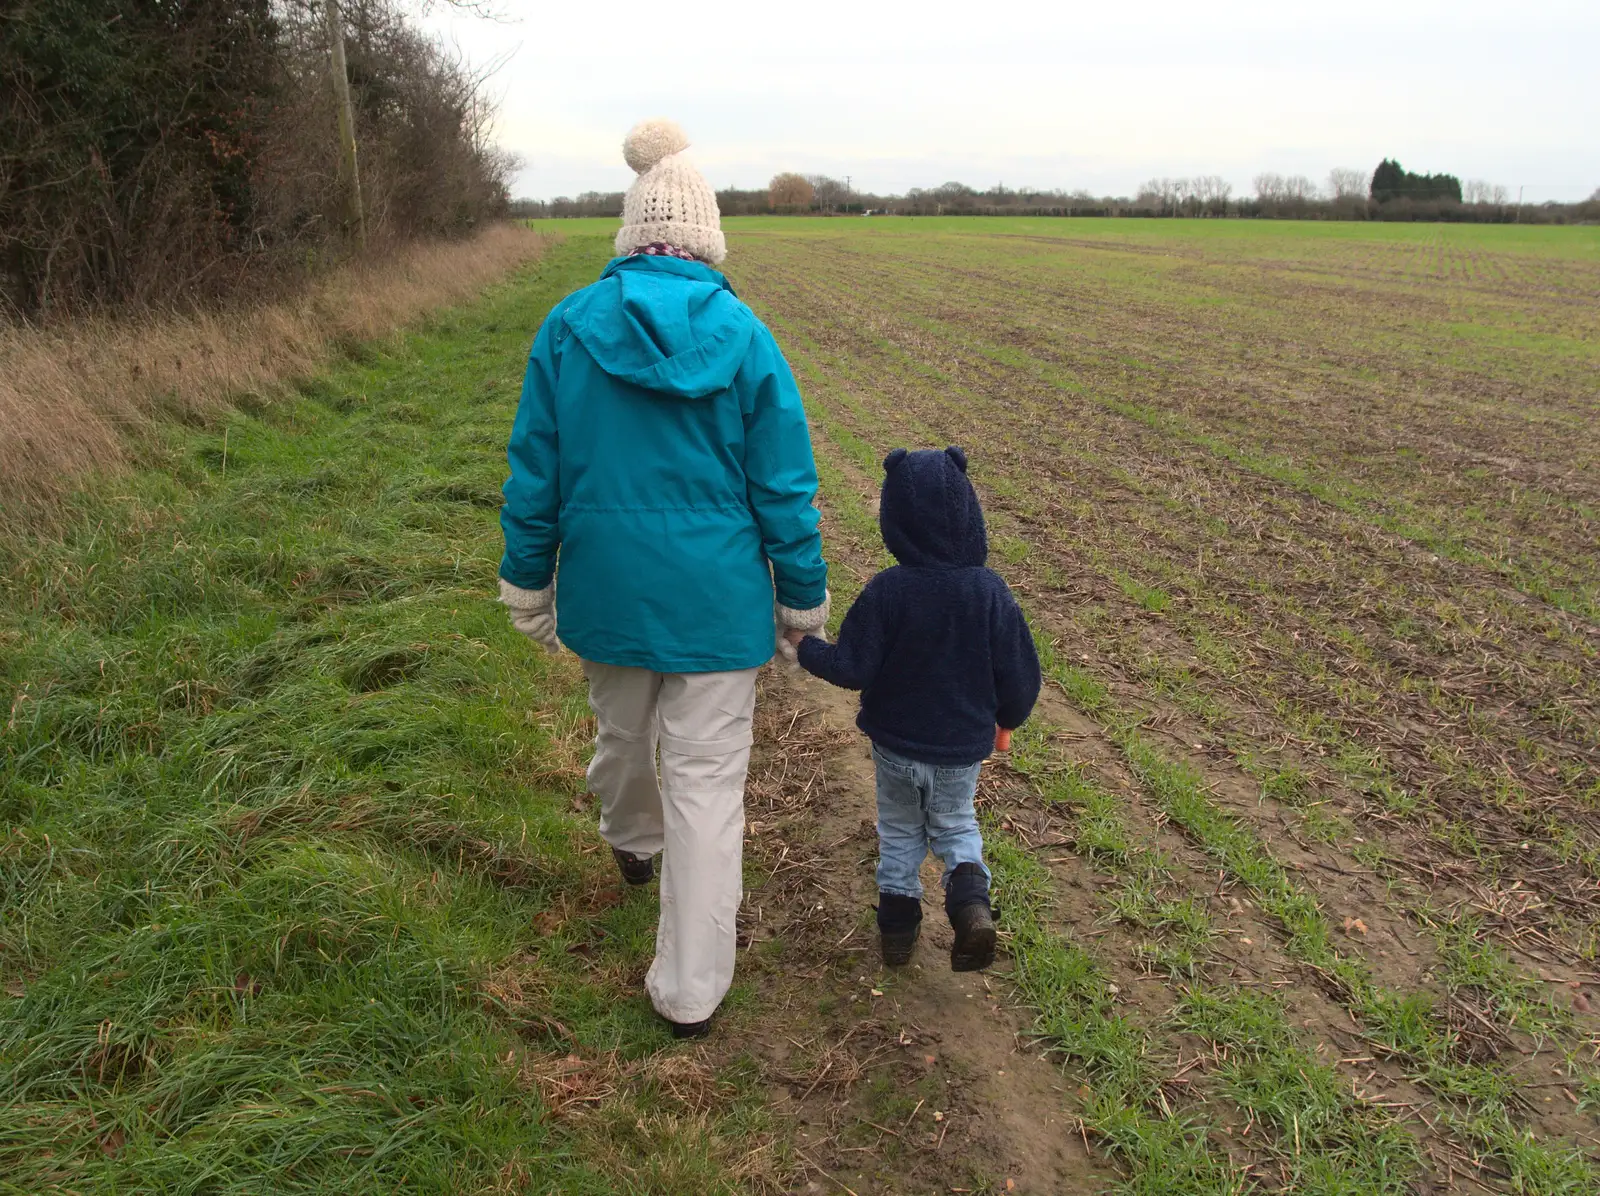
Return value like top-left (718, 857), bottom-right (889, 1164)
top-left (500, 578), bottom-right (560, 655)
top-left (775, 592), bottom-right (830, 663)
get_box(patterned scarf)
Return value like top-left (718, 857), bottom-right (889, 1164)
top-left (627, 242), bottom-right (700, 262)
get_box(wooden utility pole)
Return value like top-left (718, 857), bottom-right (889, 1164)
top-left (325, 0), bottom-right (366, 248)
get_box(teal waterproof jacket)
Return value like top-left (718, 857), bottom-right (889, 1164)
top-left (499, 254), bottom-right (828, 672)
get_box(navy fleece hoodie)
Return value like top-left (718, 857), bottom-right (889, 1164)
top-left (797, 447), bottom-right (1042, 766)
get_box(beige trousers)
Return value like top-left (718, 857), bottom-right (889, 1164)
top-left (581, 659), bottom-right (759, 1024)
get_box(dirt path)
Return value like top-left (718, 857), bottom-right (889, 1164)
top-left (718, 665), bottom-right (1111, 1196)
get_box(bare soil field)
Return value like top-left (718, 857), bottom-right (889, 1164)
top-left (724, 216), bottom-right (1600, 1193)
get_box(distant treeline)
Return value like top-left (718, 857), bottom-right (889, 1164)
top-left (2, 0), bottom-right (514, 321)
top-left (514, 161), bottom-right (1599, 225)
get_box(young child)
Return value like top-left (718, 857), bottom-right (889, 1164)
top-left (784, 447), bottom-right (1041, 971)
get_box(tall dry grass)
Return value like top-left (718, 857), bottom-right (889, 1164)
top-left (0, 223), bottom-right (548, 523)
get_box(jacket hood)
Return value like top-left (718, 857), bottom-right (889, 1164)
top-left (879, 446), bottom-right (987, 569)
top-left (561, 255), bottom-right (754, 399)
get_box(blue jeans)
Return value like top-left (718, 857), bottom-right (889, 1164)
top-left (872, 743), bottom-right (988, 898)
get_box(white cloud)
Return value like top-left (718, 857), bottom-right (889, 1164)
top-left (422, 0), bottom-right (1598, 202)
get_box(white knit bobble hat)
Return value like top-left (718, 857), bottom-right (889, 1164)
top-left (615, 119), bottom-right (726, 265)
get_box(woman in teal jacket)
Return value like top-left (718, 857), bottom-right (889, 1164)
top-left (499, 120), bottom-right (828, 1037)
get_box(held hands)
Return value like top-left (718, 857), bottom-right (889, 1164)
top-left (775, 592), bottom-right (831, 664)
top-left (994, 727), bottom-right (1012, 752)
top-left (776, 624), bottom-right (810, 663)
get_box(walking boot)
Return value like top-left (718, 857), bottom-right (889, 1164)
top-left (877, 893), bottom-right (923, 966)
top-left (611, 846), bottom-right (655, 886)
top-left (945, 862), bottom-right (996, 972)
top-left (666, 1014), bottom-right (713, 1040)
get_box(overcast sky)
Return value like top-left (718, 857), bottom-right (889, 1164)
top-left (420, 1), bottom-right (1597, 203)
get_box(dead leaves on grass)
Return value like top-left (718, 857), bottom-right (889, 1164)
top-left (774, 1020), bottom-right (901, 1102)
top-left (745, 690), bottom-right (851, 818)
top-left (511, 1048), bottom-right (786, 1191)
top-left (523, 1050), bottom-right (724, 1119)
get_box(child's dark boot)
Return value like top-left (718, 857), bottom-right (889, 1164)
top-left (877, 893), bottom-right (922, 966)
top-left (945, 863), bottom-right (996, 972)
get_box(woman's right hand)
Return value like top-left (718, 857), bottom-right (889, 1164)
top-left (500, 579), bottom-right (561, 654)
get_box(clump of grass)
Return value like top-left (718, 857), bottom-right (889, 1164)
top-left (1173, 987), bottom-right (1420, 1193)
top-left (1034, 757), bottom-right (1136, 867)
top-left (1034, 633), bottom-right (1112, 716)
top-left (1114, 886), bottom-right (1215, 980)
top-left (1427, 914), bottom-right (1567, 1037)
top-left (1115, 572), bottom-right (1171, 614)
top-left (994, 534), bottom-right (1031, 566)
top-left (1260, 765), bottom-right (1315, 807)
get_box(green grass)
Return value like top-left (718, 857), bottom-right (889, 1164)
top-left (1172, 987), bottom-right (1419, 1194)
top-left (1000, 704), bottom-right (1423, 1186)
top-left (985, 835), bottom-right (1244, 1196)
top-left (1427, 914), bottom-right (1568, 1038)
top-left (1132, 739), bottom-right (1597, 1191)
top-left (0, 236), bottom-right (782, 1193)
top-left (1001, 574), bottom-right (1594, 1175)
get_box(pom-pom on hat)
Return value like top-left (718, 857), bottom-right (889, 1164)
top-left (615, 118), bottom-right (726, 265)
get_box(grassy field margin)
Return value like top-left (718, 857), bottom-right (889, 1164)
top-left (0, 236), bottom-right (788, 1193)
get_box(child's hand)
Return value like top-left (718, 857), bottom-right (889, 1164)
top-left (783, 627), bottom-right (807, 647)
top-left (994, 727), bottom-right (1012, 752)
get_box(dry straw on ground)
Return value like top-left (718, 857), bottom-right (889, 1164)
top-left (0, 223), bottom-right (548, 522)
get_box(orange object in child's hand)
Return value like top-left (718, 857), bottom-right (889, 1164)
top-left (994, 727), bottom-right (1012, 752)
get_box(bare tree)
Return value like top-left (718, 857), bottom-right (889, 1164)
top-left (807, 175), bottom-right (848, 212)
top-left (1464, 179), bottom-right (1511, 205)
top-left (1328, 168), bottom-right (1366, 200)
top-left (1192, 175), bottom-right (1232, 214)
top-left (1137, 178), bottom-right (1183, 212)
top-left (1285, 175), bottom-right (1319, 201)
top-left (768, 173), bottom-right (814, 211)
top-left (1134, 176), bottom-right (1230, 215)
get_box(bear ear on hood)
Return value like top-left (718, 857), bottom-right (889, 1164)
top-left (945, 446), bottom-right (968, 473)
top-left (883, 448), bottom-right (908, 473)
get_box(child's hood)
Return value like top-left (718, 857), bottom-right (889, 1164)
top-left (878, 446), bottom-right (988, 569)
